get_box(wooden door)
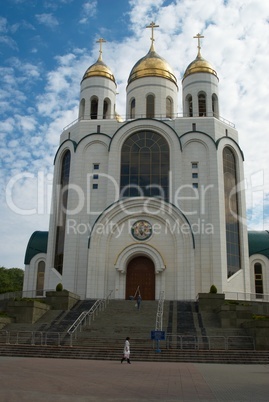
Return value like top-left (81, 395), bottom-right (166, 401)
top-left (125, 256), bottom-right (155, 300)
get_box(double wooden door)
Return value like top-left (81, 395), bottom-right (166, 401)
top-left (125, 256), bottom-right (155, 300)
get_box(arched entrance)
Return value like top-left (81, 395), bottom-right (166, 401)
top-left (125, 256), bottom-right (155, 300)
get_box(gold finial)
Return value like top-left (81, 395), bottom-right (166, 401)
top-left (146, 21), bottom-right (159, 51)
top-left (193, 33), bottom-right (204, 57)
top-left (96, 38), bottom-right (106, 61)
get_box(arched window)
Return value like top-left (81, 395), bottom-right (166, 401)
top-left (198, 93), bottom-right (206, 116)
top-left (166, 97), bottom-right (173, 118)
top-left (54, 150), bottom-right (71, 275)
top-left (223, 147), bottom-right (241, 277)
top-left (120, 131), bottom-right (169, 201)
top-left (186, 95), bottom-right (193, 117)
top-left (90, 97), bottom-right (98, 119)
top-left (254, 263), bottom-right (263, 298)
top-left (79, 98), bottom-right (85, 119)
top-left (130, 98), bottom-right (135, 119)
top-left (36, 261), bottom-right (45, 296)
top-left (103, 99), bottom-right (109, 119)
top-left (146, 94), bottom-right (155, 118)
top-left (212, 94), bottom-right (219, 118)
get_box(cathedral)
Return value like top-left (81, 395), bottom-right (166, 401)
top-left (23, 24), bottom-right (269, 301)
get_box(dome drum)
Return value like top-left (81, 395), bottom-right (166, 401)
top-left (182, 70), bottom-right (219, 118)
top-left (126, 76), bottom-right (178, 119)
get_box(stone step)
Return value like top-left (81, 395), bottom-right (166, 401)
top-left (0, 344), bottom-right (268, 364)
top-left (1, 299), bottom-right (256, 361)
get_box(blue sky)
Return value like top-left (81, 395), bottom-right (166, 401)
top-left (1, 0), bottom-right (269, 268)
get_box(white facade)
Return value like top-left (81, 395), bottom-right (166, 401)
top-left (24, 34), bottom-right (269, 301)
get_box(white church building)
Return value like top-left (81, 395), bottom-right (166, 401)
top-left (23, 25), bottom-right (269, 301)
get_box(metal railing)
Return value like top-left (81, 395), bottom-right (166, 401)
top-left (224, 291), bottom-right (269, 302)
top-left (67, 290), bottom-right (113, 345)
top-left (0, 289), bottom-right (55, 301)
top-left (155, 291), bottom-right (165, 331)
top-left (0, 330), bottom-right (66, 346)
top-left (62, 112), bottom-right (235, 131)
top-left (165, 334), bottom-right (255, 351)
top-left (0, 331), bottom-right (255, 351)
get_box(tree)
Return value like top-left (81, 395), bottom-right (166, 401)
top-left (0, 267), bottom-right (24, 294)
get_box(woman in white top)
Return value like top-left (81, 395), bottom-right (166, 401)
top-left (121, 337), bottom-right (131, 364)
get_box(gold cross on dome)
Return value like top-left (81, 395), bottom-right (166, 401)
top-left (96, 38), bottom-right (106, 60)
top-left (146, 21), bottom-right (159, 49)
top-left (193, 33), bottom-right (204, 56)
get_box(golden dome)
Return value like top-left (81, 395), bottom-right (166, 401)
top-left (82, 57), bottom-right (116, 84)
top-left (183, 53), bottom-right (218, 80)
top-left (128, 45), bottom-right (177, 87)
top-left (81, 37), bottom-right (116, 84)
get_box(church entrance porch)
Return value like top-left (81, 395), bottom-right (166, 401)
top-left (125, 256), bottom-right (155, 300)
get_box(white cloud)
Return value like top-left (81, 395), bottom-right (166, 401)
top-left (79, 0), bottom-right (97, 24)
top-left (0, 16), bottom-right (8, 32)
top-left (0, 35), bottom-right (17, 49)
top-left (35, 13), bottom-right (59, 28)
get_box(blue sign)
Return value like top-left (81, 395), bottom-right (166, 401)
top-left (151, 330), bottom-right (166, 340)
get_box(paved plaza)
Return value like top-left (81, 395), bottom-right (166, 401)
top-left (0, 356), bottom-right (268, 401)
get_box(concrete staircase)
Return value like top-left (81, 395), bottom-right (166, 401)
top-left (1, 299), bottom-right (268, 363)
top-left (73, 300), bottom-right (160, 341)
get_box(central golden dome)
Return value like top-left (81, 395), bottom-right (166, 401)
top-left (128, 45), bottom-right (177, 87)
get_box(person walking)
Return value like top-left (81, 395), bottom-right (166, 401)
top-left (121, 337), bottom-right (131, 364)
top-left (137, 294), bottom-right (142, 310)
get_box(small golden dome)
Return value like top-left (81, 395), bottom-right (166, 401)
top-left (82, 58), bottom-right (116, 84)
top-left (183, 54), bottom-right (218, 80)
top-left (183, 33), bottom-right (218, 80)
top-left (82, 39), bottom-right (116, 84)
top-left (128, 45), bottom-right (177, 87)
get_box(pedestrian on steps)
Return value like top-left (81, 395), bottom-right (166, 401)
top-left (121, 337), bottom-right (131, 364)
top-left (137, 294), bottom-right (142, 310)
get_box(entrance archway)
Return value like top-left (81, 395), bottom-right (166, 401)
top-left (125, 256), bottom-right (155, 300)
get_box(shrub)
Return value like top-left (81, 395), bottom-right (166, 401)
top-left (252, 314), bottom-right (269, 320)
top-left (56, 283), bottom-right (63, 292)
top-left (0, 312), bottom-right (9, 317)
top-left (209, 284), bottom-right (217, 294)
top-left (225, 300), bottom-right (239, 305)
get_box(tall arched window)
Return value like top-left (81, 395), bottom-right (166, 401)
top-left (130, 98), bottom-right (135, 119)
top-left (36, 260), bottom-right (45, 296)
top-left (254, 263), bottom-right (263, 298)
top-left (146, 94), bottom-right (155, 118)
top-left (166, 97), bottom-right (173, 118)
top-left (103, 99), bottom-right (109, 119)
top-left (90, 97), bottom-right (98, 119)
top-left (212, 94), bottom-right (219, 118)
top-left (54, 150), bottom-right (71, 275)
top-left (198, 93), bottom-right (206, 116)
top-left (120, 131), bottom-right (169, 201)
top-left (186, 95), bottom-right (193, 117)
top-left (223, 147), bottom-right (241, 277)
top-left (79, 98), bottom-right (85, 119)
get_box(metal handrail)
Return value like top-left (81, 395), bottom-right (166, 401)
top-left (67, 290), bottom-right (113, 337)
top-left (0, 330), bottom-right (255, 350)
top-left (223, 291), bottom-right (269, 302)
top-left (165, 334), bottom-right (255, 350)
top-left (67, 300), bottom-right (103, 335)
top-left (155, 291), bottom-right (165, 331)
top-left (0, 288), bottom-right (57, 301)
